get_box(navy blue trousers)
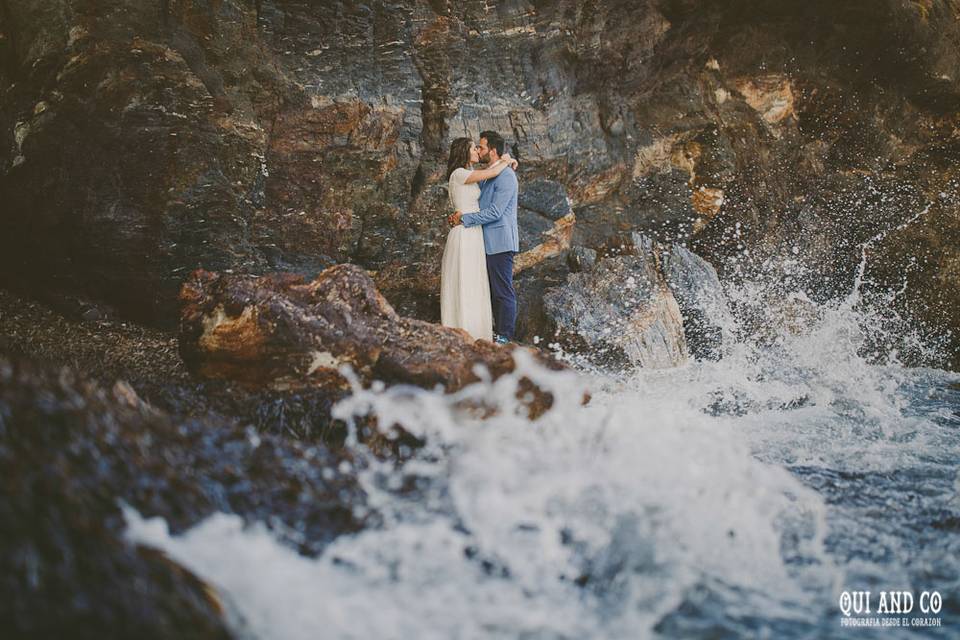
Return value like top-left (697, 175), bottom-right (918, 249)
top-left (486, 251), bottom-right (517, 340)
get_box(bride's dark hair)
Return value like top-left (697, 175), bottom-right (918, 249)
top-left (445, 137), bottom-right (472, 181)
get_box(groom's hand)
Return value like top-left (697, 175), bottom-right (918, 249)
top-left (448, 211), bottom-right (463, 226)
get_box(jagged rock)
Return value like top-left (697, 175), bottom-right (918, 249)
top-left (543, 246), bottom-right (689, 370)
top-left (179, 264), bottom-right (570, 417)
top-left (736, 74), bottom-right (796, 127)
top-left (540, 233), bottom-right (735, 361)
top-left (0, 354), bottom-right (367, 637)
top-left (655, 236), bottom-right (733, 360)
top-left (519, 179), bottom-right (574, 221)
top-left (518, 209), bottom-right (557, 253)
top-left (518, 180), bottom-right (573, 253)
top-left (514, 213), bottom-right (576, 276)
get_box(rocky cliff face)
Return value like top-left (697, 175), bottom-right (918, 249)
top-left (1, 0), bottom-right (958, 366)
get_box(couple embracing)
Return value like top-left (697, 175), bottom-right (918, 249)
top-left (440, 130), bottom-right (520, 345)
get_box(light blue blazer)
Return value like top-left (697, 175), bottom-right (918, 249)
top-left (461, 167), bottom-right (520, 255)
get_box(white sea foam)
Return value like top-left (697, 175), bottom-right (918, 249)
top-left (125, 263), bottom-right (960, 639)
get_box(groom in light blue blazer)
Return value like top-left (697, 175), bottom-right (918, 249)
top-left (448, 130), bottom-right (519, 343)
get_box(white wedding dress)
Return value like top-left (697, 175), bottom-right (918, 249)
top-left (441, 168), bottom-right (493, 341)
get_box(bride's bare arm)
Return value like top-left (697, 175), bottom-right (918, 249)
top-left (463, 153), bottom-right (519, 184)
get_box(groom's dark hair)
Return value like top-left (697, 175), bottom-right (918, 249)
top-left (480, 130), bottom-right (506, 157)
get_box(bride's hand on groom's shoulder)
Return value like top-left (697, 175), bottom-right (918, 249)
top-left (501, 152), bottom-right (519, 171)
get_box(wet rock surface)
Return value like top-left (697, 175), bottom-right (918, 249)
top-left (0, 353), bottom-right (368, 637)
top-left (659, 238), bottom-right (733, 361)
top-left (532, 234), bottom-right (731, 369)
top-left (543, 241), bottom-right (690, 370)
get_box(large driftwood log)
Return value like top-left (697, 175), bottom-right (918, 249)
top-left (179, 264), bottom-right (572, 417)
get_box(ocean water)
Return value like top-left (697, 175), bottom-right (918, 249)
top-left (125, 266), bottom-right (960, 639)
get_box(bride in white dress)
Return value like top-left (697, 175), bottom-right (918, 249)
top-left (440, 137), bottom-right (517, 341)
